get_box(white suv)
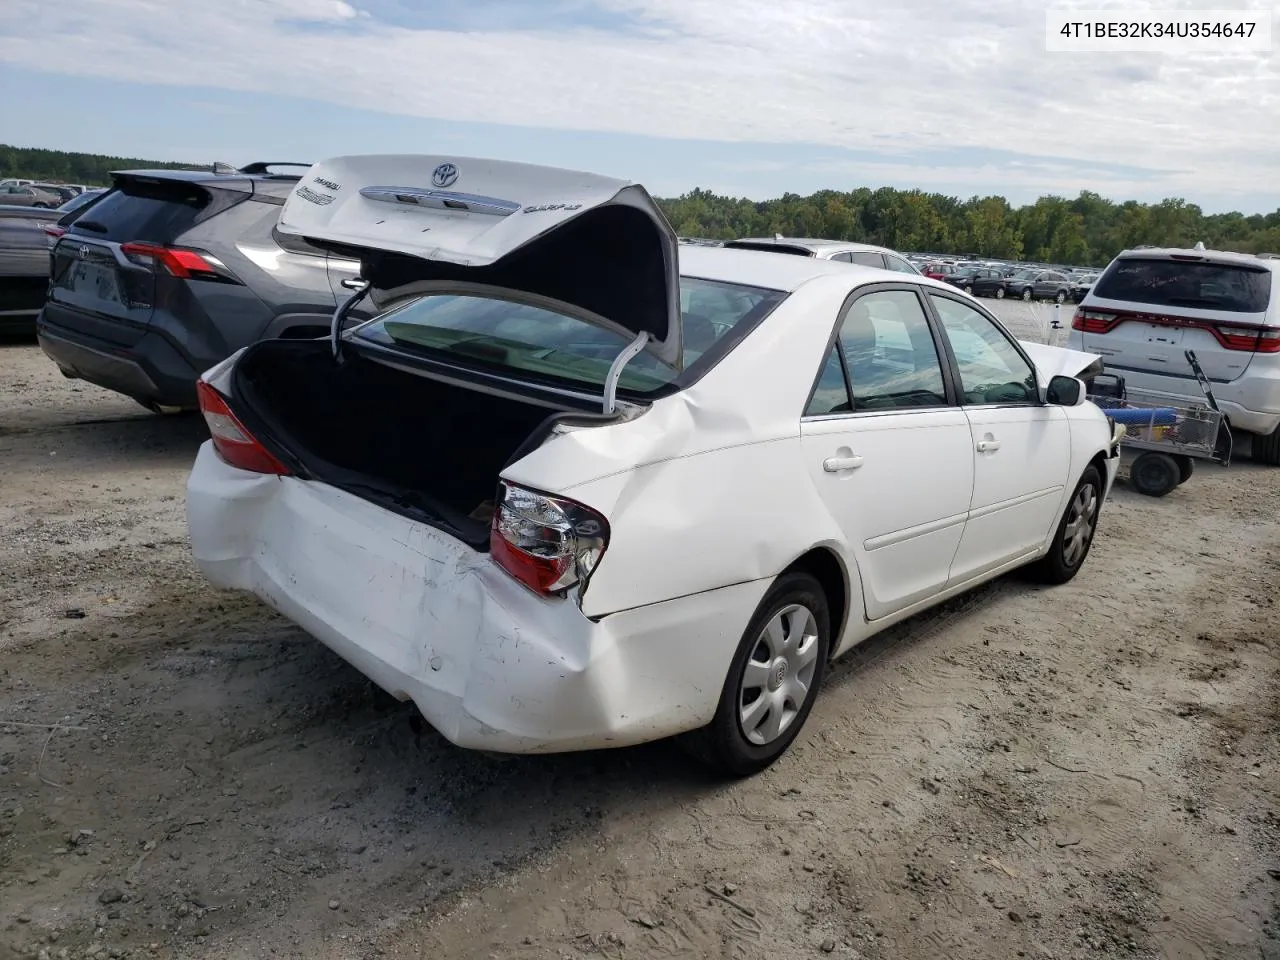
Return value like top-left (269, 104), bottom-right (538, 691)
top-left (1067, 248), bottom-right (1280, 464)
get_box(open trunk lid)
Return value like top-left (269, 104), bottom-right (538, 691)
top-left (275, 155), bottom-right (683, 369)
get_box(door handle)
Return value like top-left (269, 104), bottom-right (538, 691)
top-left (823, 455), bottom-right (864, 472)
top-left (976, 439), bottom-right (1001, 453)
top-left (340, 277), bottom-right (367, 289)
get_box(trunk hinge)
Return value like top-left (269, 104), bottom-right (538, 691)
top-left (331, 282), bottom-right (372, 363)
top-left (602, 331), bottom-right (650, 415)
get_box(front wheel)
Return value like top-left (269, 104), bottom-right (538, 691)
top-left (1021, 287), bottom-right (1033, 301)
top-left (963, 284), bottom-right (974, 295)
top-left (1026, 465), bottom-right (1102, 584)
top-left (681, 572), bottom-right (830, 777)
top-left (1055, 289), bottom-right (1068, 303)
top-left (995, 287), bottom-right (1006, 299)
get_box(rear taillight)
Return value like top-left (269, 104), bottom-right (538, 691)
top-left (120, 242), bottom-right (231, 280)
top-left (1214, 325), bottom-right (1280, 353)
top-left (196, 379), bottom-right (290, 475)
top-left (1072, 309), bottom-right (1119, 334)
top-left (44, 225), bottom-right (65, 250)
top-left (490, 481), bottom-right (609, 596)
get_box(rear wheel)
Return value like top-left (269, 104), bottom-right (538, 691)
top-left (995, 287), bottom-right (1006, 299)
top-left (1026, 465), bottom-right (1102, 584)
top-left (1253, 425), bottom-right (1280, 466)
top-left (1055, 289), bottom-right (1068, 303)
top-left (1021, 287), bottom-right (1033, 301)
top-left (1130, 452), bottom-right (1180, 497)
top-left (681, 572), bottom-right (830, 777)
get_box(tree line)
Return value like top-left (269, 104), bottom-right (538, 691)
top-left (0, 145), bottom-right (204, 187)
top-left (5, 144), bottom-right (1276, 266)
top-left (657, 189), bottom-right (1279, 266)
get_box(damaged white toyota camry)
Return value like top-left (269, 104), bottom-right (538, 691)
top-left (186, 155), bottom-right (1122, 775)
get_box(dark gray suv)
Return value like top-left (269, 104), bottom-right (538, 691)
top-left (37, 162), bottom-right (366, 411)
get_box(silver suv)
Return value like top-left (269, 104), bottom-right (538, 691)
top-left (1068, 247), bottom-right (1280, 464)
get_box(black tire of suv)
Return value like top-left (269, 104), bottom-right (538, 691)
top-left (1253, 425), bottom-right (1280, 466)
top-left (680, 572), bottom-right (830, 778)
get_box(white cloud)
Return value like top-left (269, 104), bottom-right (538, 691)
top-left (2, 0), bottom-right (1276, 204)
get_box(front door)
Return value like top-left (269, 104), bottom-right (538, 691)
top-left (927, 293), bottom-right (1071, 581)
top-left (800, 288), bottom-right (974, 621)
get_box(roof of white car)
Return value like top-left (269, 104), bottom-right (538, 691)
top-left (1119, 246), bottom-right (1280, 272)
top-left (678, 244), bottom-right (923, 292)
top-left (730, 237), bottom-right (895, 255)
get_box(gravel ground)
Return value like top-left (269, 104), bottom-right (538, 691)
top-left (1, 331), bottom-right (1277, 960)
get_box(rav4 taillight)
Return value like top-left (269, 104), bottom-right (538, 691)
top-left (43, 224), bottom-right (66, 249)
top-left (120, 242), bottom-right (230, 280)
top-left (490, 481), bottom-right (609, 596)
top-left (1072, 309), bottom-right (1119, 334)
top-left (196, 379), bottom-right (291, 475)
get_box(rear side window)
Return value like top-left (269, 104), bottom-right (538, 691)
top-left (69, 185), bottom-right (208, 243)
top-left (1093, 259), bottom-right (1272, 313)
top-left (848, 251), bottom-right (884, 268)
top-left (356, 277), bottom-right (787, 396)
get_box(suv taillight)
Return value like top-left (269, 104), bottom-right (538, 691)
top-left (1072, 309), bottom-right (1118, 334)
top-left (490, 482), bottom-right (609, 596)
top-left (120, 242), bottom-right (232, 281)
top-left (196, 379), bottom-right (290, 475)
top-left (1215, 325), bottom-right (1280, 353)
top-left (43, 224), bottom-right (66, 250)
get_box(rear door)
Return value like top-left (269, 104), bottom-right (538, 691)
top-left (800, 287), bottom-right (973, 620)
top-left (48, 179), bottom-right (220, 338)
top-left (1077, 256), bottom-right (1275, 384)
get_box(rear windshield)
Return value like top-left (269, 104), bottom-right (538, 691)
top-left (1093, 258), bottom-right (1273, 313)
top-left (355, 277), bottom-right (788, 396)
top-left (67, 184), bottom-right (208, 243)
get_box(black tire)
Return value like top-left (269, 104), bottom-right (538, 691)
top-left (995, 287), bottom-right (1006, 299)
top-left (1129, 452), bottom-right (1180, 497)
top-left (1026, 465), bottom-right (1103, 584)
top-left (1174, 455), bottom-right (1195, 484)
top-left (1252, 425), bottom-right (1280, 466)
top-left (963, 284), bottom-right (974, 295)
top-left (1055, 289), bottom-right (1068, 303)
top-left (681, 572), bottom-right (830, 777)
top-left (33, 202), bottom-right (51, 209)
top-left (1021, 287), bottom-right (1033, 301)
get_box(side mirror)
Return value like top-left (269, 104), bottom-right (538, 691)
top-left (1046, 375), bottom-right (1084, 406)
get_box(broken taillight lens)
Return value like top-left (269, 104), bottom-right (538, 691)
top-left (196, 379), bottom-right (290, 475)
top-left (490, 482), bottom-right (609, 596)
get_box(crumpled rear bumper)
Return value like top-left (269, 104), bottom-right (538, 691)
top-left (185, 442), bottom-right (766, 753)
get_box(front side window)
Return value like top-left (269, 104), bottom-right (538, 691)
top-left (836, 290), bottom-right (948, 411)
top-left (356, 277), bottom-right (787, 397)
top-left (929, 295), bottom-right (1037, 404)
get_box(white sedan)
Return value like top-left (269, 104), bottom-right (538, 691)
top-left (187, 155), bottom-right (1121, 776)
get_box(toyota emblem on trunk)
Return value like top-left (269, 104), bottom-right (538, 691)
top-left (432, 163), bottom-right (458, 188)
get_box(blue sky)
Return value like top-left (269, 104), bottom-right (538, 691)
top-left (2, 0), bottom-right (1277, 214)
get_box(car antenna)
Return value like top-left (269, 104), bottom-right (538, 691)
top-left (1193, 241), bottom-right (1205, 251)
top-left (212, 161), bottom-right (238, 175)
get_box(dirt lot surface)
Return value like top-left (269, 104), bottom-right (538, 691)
top-left (1, 333), bottom-right (1277, 960)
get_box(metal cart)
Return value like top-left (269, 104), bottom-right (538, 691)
top-left (1087, 350), bottom-right (1232, 498)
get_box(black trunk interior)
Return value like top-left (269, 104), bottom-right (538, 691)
top-left (232, 340), bottom-right (558, 547)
